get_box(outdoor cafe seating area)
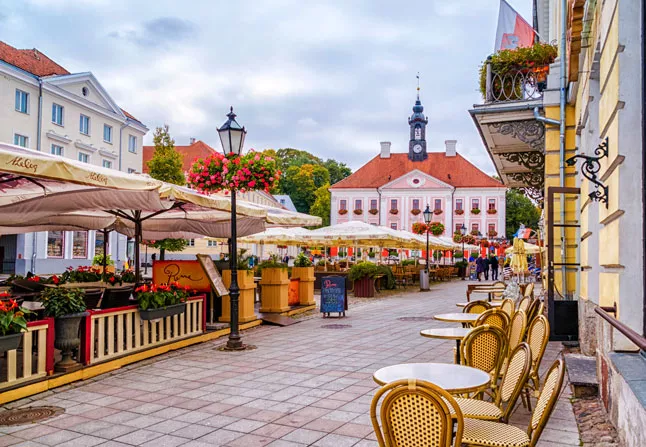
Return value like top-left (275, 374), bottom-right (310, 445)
top-left (368, 279), bottom-right (562, 447)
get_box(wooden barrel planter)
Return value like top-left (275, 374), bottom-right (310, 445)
top-left (291, 267), bottom-right (315, 306)
top-left (220, 270), bottom-right (258, 323)
top-left (259, 268), bottom-right (290, 313)
top-left (353, 276), bottom-right (375, 298)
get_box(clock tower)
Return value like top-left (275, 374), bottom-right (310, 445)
top-left (408, 84), bottom-right (428, 161)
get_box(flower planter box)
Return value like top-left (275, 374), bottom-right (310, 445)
top-left (55, 312), bottom-right (89, 373)
top-left (259, 268), bottom-right (290, 313)
top-left (0, 332), bottom-right (22, 354)
top-left (220, 270), bottom-right (257, 323)
top-left (291, 267), bottom-right (315, 306)
top-left (139, 303), bottom-right (186, 321)
top-left (353, 277), bottom-right (375, 298)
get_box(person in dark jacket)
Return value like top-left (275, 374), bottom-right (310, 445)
top-left (483, 255), bottom-right (491, 280)
top-left (490, 255), bottom-right (499, 280)
top-left (475, 254), bottom-right (487, 281)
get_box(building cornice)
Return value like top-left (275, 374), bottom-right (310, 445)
top-left (74, 140), bottom-right (98, 153)
top-left (45, 130), bottom-right (72, 144)
top-left (99, 148), bottom-right (118, 159)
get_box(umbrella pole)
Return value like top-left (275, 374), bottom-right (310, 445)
top-left (102, 229), bottom-right (109, 276)
top-left (134, 212), bottom-right (142, 284)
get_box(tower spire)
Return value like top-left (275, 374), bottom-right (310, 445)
top-left (416, 72), bottom-right (420, 100)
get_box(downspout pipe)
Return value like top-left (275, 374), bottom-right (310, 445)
top-left (559, 0), bottom-right (568, 298)
top-left (534, 107), bottom-right (559, 126)
top-left (116, 122), bottom-right (129, 266)
top-left (32, 78), bottom-right (44, 274)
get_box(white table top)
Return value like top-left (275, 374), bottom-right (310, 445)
top-left (433, 312), bottom-right (481, 323)
top-left (420, 327), bottom-right (473, 340)
top-left (373, 362), bottom-right (491, 394)
top-left (456, 301), bottom-right (502, 308)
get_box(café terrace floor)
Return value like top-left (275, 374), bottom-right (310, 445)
top-left (0, 281), bottom-right (581, 447)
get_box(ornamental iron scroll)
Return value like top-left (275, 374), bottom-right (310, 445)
top-left (518, 187), bottom-right (544, 208)
top-left (507, 171), bottom-right (545, 190)
top-left (499, 151), bottom-right (545, 171)
top-left (490, 120), bottom-right (545, 151)
top-left (565, 137), bottom-right (609, 207)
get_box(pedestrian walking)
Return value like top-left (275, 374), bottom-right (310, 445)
top-left (484, 255), bottom-right (490, 280)
top-left (490, 255), bottom-right (499, 280)
top-left (475, 254), bottom-right (487, 281)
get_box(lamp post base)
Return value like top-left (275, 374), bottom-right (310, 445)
top-left (219, 343), bottom-right (256, 352)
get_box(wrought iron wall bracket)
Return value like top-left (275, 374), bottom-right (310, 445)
top-left (566, 137), bottom-right (609, 207)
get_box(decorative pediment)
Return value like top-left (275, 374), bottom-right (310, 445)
top-left (44, 73), bottom-right (126, 118)
top-left (381, 169), bottom-right (453, 190)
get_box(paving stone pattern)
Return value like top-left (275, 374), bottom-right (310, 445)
top-left (1, 281), bottom-right (583, 446)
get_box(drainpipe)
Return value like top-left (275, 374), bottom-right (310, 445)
top-left (534, 107), bottom-right (559, 126)
top-left (31, 78), bottom-right (44, 273)
top-left (377, 188), bottom-right (382, 225)
top-left (118, 121), bottom-right (128, 171)
top-left (559, 0), bottom-right (568, 298)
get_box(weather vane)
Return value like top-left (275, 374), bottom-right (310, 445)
top-left (416, 72), bottom-right (420, 99)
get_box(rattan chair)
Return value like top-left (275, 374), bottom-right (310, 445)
top-left (498, 310), bottom-right (527, 380)
top-left (461, 359), bottom-right (566, 447)
top-left (517, 296), bottom-right (531, 313)
top-left (454, 343), bottom-right (531, 423)
top-left (526, 299), bottom-right (544, 325)
top-left (523, 282), bottom-right (534, 298)
top-left (500, 298), bottom-right (515, 318)
top-left (475, 308), bottom-right (510, 332)
top-left (463, 300), bottom-right (491, 314)
top-left (461, 324), bottom-right (508, 396)
top-left (371, 378), bottom-right (464, 447)
top-left (522, 315), bottom-right (550, 410)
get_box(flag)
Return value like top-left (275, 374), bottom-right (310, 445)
top-left (495, 0), bottom-right (535, 51)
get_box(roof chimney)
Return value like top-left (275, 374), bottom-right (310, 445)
top-left (189, 137), bottom-right (196, 145)
top-left (445, 139), bottom-right (457, 157)
top-left (380, 141), bottom-right (391, 158)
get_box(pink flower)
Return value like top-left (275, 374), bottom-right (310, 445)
top-left (248, 180), bottom-right (256, 188)
top-left (254, 155), bottom-right (260, 161)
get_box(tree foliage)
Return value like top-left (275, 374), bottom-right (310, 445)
top-left (280, 164), bottom-right (330, 213)
top-left (505, 189), bottom-right (541, 239)
top-left (310, 183), bottom-right (331, 227)
top-left (323, 159), bottom-right (352, 185)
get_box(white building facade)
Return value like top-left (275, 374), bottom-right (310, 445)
top-left (0, 42), bottom-right (148, 274)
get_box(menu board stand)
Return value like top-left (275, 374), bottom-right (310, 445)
top-left (320, 275), bottom-right (347, 318)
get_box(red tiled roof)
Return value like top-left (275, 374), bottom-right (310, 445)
top-left (0, 41), bottom-right (69, 77)
top-left (330, 153), bottom-right (504, 189)
top-left (142, 140), bottom-right (218, 173)
top-left (121, 108), bottom-right (143, 125)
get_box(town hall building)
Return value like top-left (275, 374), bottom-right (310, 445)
top-left (329, 93), bottom-right (506, 239)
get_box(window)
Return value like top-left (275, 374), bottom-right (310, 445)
top-left (488, 223), bottom-right (496, 235)
top-left (471, 223), bottom-right (479, 233)
top-left (47, 231), bottom-right (64, 258)
top-left (15, 89), bottom-right (29, 113)
top-left (471, 199), bottom-right (480, 210)
top-left (340, 200), bottom-right (347, 210)
top-left (78, 152), bottom-right (89, 163)
top-left (207, 240), bottom-right (218, 247)
top-left (103, 124), bottom-right (113, 143)
top-left (72, 231), bottom-right (88, 258)
top-left (455, 199), bottom-right (463, 211)
top-left (186, 239), bottom-right (195, 247)
top-left (390, 199), bottom-right (398, 210)
top-left (52, 103), bottom-right (64, 125)
top-left (434, 199), bottom-right (442, 210)
top-left (128, 168), bottom-right (137, 174)
top-left (95, 231), bottom-right (108, 257)
top-left (455, 223), bottom-right (462, 233)
top-left (390, 223), bottom-right (397, 230)
top-left (102, 159), bottom-right (112, 169)
top-left (412, 199), bottom-right (420, 210)
top-left (355, 199), bottom-right (362, 210)
top-left (128, 135), bottom-right (137, 153)
top-left (13, 134), bottom-right (28, 147)
top-left (80, 114), bottom-right (90, 135)
top-left (51, 144), bottom-right (63, 156)
top-left (370, 199), bottom-right (378, 210)
top-left (488, 199), bottom-right (496, 210)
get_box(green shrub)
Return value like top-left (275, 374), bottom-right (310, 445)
top-left (294, 252), bottom-right (313, 267)
top-left (375, 265), bottom-right (396, 289)
top-left (401, 259), bottom-right (416, 266)
top-left (92, 254), bottom-right (114, 266)
top-left (348, 262), bottom-right (377, 281)
top-left (257, 258), bottom-right (287, 276)
top-left (40, 288), bottom-right (87, 318)
top-left (453, 251), bottom-right (464, 259)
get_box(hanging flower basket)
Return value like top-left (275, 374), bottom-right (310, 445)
top-left (471, 208), bottom-right (481, 215)
top-left (411, 209), bottom-right (421, 216)
top-left (188, 151), bottom-right (279, 193)
top-left (433, 209), bottom-right (443, 215)
top-left (488, 230), bottom-right (498, 237)
top-left (368, 208), bottom-right (379, 215)
top-left (455, 209), bottom-right (464, 215)
top-left (411, 222), bottom-right (427, 235)
top-left (389, 209), bottom-right (399, 215)
top-left (487, 209), bottom-right (497, 215)
top-left (135, 282), bottom-right (189, 321)
top-left (429, 222), bottom-right (445, 236)
top-left (470, 230), bottom-right (480, 236)
top-left (338, 209), bottom-right (348, 215)
top-left (353, 209), bottom-right (363, 215)
top-left (453, 233), bottom-right (463, 243)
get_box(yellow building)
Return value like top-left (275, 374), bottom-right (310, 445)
top-left (471, 1), bottom-right (645, 444)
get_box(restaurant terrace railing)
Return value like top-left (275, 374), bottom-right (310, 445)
top-left (0, 318), bottom-right (55, 391)
top-left (484, 63), bottom-right (548, 103)
top-left (595, 304), bottom-right (646, 352)
top-left (81, 295), bottom-right (206, 365)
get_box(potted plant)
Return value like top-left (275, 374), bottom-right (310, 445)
top-left (389, 209), bottom-right (399, 215)
top-left (338, 209), bottom-right (348, 215)
top-left (291, 253), bottom-right (315, 306)
top-left (429, 222), bottom-right (445, 236)
top-left (258, 255), bottom-right (289, 313)
top-left (455, 209), bottom-right (464, 215)
top-left (40, 287), bottom-right (88, 372)
top-left (0, 294), bottom-right (31, 353)
top-left (368, 250), bottom-right (376, 259)
top-left (368, 208), bottom-right (379, 215)
top-left (221, 249), bottom-right (257, 323)
top-left (411, 222), bottom-right (427, 235)
top-left (433, 209), bottom-right (443, 215)
top-left (135, 282), bottom-right (189, 320)
top-left (348, 262), bottom-right (378, 298)
top-left (453, 232), bottom-right (463, 243)
top-left (411, 208), bottom-right (421, 216)
top-left (488, 230), bottom-right (498, 237)
top-left (471, 208), bottom-right (481, 215)
top-left (353, 209), bottom-right (363, 215)
top-left (487, 209), bottom-right (497, 215)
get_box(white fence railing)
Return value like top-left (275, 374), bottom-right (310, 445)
top-left (0, 319), bottom-right (54, 390)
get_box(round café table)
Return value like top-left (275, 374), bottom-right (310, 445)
top-left (433, 313), bottom-right (480, 324)
top-left (420, 327), bottom-right (472, 363)
top-left (373, 363), bottom-right (490, 394)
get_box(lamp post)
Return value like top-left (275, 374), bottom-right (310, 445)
top-left (218, 107), bottom-right (247, 350)
top-left (460, 224), bottom-right (467, 280)
top-left (422, 205), bottom-right (432, 289)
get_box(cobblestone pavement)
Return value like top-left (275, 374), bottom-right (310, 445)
top-left (572, 397), bottom-right (621, 446)
top-left (1, 281), bottom-right (582, 446)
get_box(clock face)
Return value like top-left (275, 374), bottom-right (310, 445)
top-left (413, 144), bottom-right (423, 153)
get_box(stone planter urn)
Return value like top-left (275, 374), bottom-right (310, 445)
top-left (221, 270), bottom-right (258, 323)
top-left (259, 268), bottom-right (290, 313)
top-left (0, 333), bottom-right (22, 354)
top-left (54, 312), bottom-right (88, 373)
top-left (291, 266), bottom-right (315, 306)
top-left (353, 276), bottom-right (375, 298)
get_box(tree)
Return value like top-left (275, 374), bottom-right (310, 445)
top-left (145, 125), bottom-right (187, 259)
top-left (310, 183), bottom-right (331, 227)
top-left (275, 148), bottom-right (322, 173)
top-left (324, 159), bottom-right (352, 185)
top-left (505, 189), bottom-right (541, 239)
top-left (280, 164), bottom-right (330, 213)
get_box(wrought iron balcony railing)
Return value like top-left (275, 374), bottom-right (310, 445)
top-left (484, 63), bottom-right (548, 103)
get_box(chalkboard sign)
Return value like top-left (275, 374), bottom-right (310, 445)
top-left (196, 254), bottom-right (230, 297)
top-left (321, 276), bottom-right (346, 317)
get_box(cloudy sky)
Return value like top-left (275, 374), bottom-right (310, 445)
top-left (1, 0), bottom-right (531, 173)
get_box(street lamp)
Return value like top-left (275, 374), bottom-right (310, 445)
top-left (460, 224), bottom-right (467, 280)
top-left (423, 205), bottom-right (432, 283)
top-left (218, 107), bottom-right (247, 350)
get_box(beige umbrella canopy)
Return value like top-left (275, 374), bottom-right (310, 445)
top-left (238, 227), bottom-right (313, 245)
top-left (505, 240), bottom-right (542, 255)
